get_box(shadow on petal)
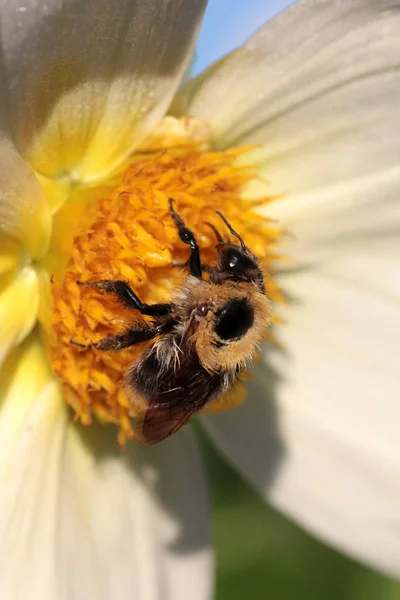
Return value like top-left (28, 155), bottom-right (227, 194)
top-left (75, 416), bottom-right (211, 557)
top-left (199, 357), bottom-right (286, 496)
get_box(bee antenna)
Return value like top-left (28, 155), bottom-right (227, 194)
top-left (205, 222), bottom-right (224, 243)
top-left (216, 211), bottom-right (247, 252)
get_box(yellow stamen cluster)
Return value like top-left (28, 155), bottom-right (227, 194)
top-left (51, 148), bottom-right (284, 445)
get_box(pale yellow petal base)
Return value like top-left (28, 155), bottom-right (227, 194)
top-left (0, 267), bottom-right (39, 366)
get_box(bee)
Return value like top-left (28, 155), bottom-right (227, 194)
top-left (74, 199), bottom-right (271, 444)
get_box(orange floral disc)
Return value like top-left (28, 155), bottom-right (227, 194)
top-left (51, 148), bottom-right (285, 445)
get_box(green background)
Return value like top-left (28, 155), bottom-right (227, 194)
top-left (200, 434), bottom-right (400, 600)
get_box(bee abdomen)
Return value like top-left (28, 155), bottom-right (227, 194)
top-left (125, 344), bottom-right (235, 410)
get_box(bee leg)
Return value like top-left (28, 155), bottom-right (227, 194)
top-left (70, 318), bottom-right (175, 351)
top-left (169, 198), bottom-right (202, 278)
top-left (77, 280), bottom-right (172, 316)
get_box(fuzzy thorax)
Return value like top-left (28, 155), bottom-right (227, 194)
top-left (172, 277), bottom-right (272, 373)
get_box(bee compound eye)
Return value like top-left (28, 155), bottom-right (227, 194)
top-left (221, 247), bottom-right (256, 273)
top-left (214, 298), bottom-right (254, 341)
top-left (225, 248), bottom-right (241, 269)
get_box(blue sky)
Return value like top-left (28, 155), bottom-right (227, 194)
top-left (194, 0), bottom-right (294, 74)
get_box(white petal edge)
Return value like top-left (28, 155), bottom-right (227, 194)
top-left (0, 138), bottom-right (51, 258)
top-left (201, 240), bottom-right (400, 577)
top-left (0, 0), bottom-right (207, 182)
top-left (176, 0), bottom-right (400, 196)
top-left (193, 0), bottom-right (294, 77)
top-left (0, 336), bottom-right (213, 599)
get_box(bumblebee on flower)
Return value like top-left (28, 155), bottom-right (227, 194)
top-left (66, 199), bottom-right (272, 444)
top-left (0, 0), bottom-right (399, 598)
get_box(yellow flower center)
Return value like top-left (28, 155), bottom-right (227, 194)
top-left (50, 138), bottom-right (284, 445)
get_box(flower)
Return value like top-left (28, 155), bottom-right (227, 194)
top-left (0, 1), bottom-right (399, 599)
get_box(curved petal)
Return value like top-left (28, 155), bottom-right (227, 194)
top-left (201, 236), bottom-right (400, 577)
top-left (0, 336), bottom-right (212, 599)
top-left (0, 138), bottom-right (51, 259)
top-left (0, 266), bottom-right (40, 366)
top-left (176, 0), bottom-right (400, 195)
top-left (0, 0), bottom-right (206, 183)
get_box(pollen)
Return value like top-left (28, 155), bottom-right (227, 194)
top-left (51, 148), bottom-right (285, 445)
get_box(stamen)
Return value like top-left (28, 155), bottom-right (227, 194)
top-left (51, 148), bottom-right (284, 445)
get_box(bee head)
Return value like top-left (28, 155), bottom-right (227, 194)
top-left (173, 211), bottom-right (270, 373)
top-left (209, 244), bottom-right (264, 290)
top-left (207, 212), bottom-right (265, 290)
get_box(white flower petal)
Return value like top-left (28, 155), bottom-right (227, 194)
top-left (61, 425), bottom-right (213, 600)
top-left (0, 0), bottom-right (206, 182)
top-left (0, 336), bottom-right (66, 597)
top-left (265, 167), bottom-right (400, 270)
top-left (0, 337), bottom-right (212, 599)
top-left (201, 240), bottom-right (400, 577)
top-left (0, 138), bottom-right (51, 258)
top-left (177, 0), bottom-right (400, 194)
top-left (183, 0), bottom-right (400, 574)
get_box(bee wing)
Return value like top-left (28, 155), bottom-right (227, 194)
top-left (135, 396), bottom-right (202, 445)
top-left (130, 340), bottom-right (228, 445)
